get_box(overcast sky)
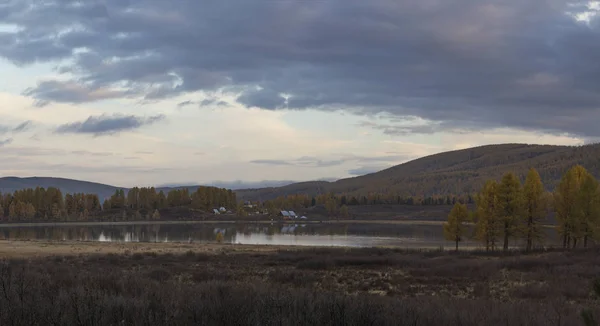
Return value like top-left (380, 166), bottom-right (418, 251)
top-left (0, 0), bottom-right (598, 188)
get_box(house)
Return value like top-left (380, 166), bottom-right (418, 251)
top-left (213, 209), bottom-right (220, 214)
top-left (279, 211), bottom-right (291, 218)
top-left (288, 211), bottom-right (297, 218)
top-left (219, 207), bottom-right (226, 212)
top-left (299, 216), bottom-right (308, 220)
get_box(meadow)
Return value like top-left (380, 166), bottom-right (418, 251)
top-left (0, 240), bottom-right (597, 325)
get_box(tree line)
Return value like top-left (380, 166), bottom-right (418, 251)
top-left (257, 192), bottom-right (474, 216)
top-left (0, 185), bottom-right (237, 222)
top-left (103, 186), bottom-right (236, 211)
top-left (444, 165), bottom-right (600, 251)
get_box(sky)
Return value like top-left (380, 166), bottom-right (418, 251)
top-left (0, 0), bottom-right (598, 188)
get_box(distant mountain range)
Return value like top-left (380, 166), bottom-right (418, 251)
top-left (0, 177), bottom-right (311, 201)
top-left (1, 143), bottom-right (599, 201)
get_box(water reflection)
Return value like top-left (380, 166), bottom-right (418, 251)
top-left (0, 223), bottom-right (560, 248)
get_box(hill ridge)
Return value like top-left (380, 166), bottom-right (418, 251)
top-left (2, 143), bottom-right (599, 201)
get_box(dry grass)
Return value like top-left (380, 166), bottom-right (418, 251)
top-left (0, 241), bottom-right (599, 325)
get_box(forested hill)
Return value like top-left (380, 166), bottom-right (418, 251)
top-left (236, 143), bottom-right (600, 201)
top-left (3, 143), bottom-right (599, 202)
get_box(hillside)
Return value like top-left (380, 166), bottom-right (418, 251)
top-left (2, 143), bottom-right (599, 203)
top-left (236, 143), bottom-right (600, 201)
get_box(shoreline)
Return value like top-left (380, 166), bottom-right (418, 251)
top-left (0, 219), bottom-right (450, 228)
top-left (0, 219), bottom-right (556, 228)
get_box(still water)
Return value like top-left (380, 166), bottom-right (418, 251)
top-left (0, 222), bottom-right (557, 249)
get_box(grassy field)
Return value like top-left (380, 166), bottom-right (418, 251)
top-left (0, 240), bottom-right (597, 325)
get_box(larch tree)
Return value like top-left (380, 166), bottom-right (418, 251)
top-left (554, 165), bottom-right (589, 248)
top-left (576, 173), bottom-right (600, 248)
top-left (475, 180), bottom-right (501, 251)
top-left (497, 172), bottom-right (523, 251)
top-left (522, 168), bottom-right (547, 251)
top-left (443, 202), bottom-right (469, 251)
top-left (339, 205), bottom-right (349, 219)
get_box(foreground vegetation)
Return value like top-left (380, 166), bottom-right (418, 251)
top-left (0, 243), bottom-right (598, 325)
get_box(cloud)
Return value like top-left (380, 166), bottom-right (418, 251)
top-left (22, 80), bottom-right (131, 106)
top-left (251, 153), bottom-right (410, 168)
top-left (358, 119), bottom-right (479, 135)
top-left (0, 138), bottom-right (13, 147)
top-left (70, 150), bottom-right (114, 157)
top-left (0, 121), bottom-right (34, 135)
top-left (55, 114), bottom-right (166, 136)
top-left (250, 159), bottom-right (293, 166)
top-left (199, 98), bottom-right (228, 107)
top-left (12, 121), bottom-right (32, 133)
top-left (177, 100), bottom-right (195, 108)
top-left (2, 0), bottom-right (600, 136)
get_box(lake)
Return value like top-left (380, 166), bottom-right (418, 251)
top-left (0, 222), bottom-right (560, 249)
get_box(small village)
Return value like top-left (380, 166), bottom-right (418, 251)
top-left (211, 203), bottom-right (309, 221)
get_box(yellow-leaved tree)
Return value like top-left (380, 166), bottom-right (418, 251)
top-left (576, 173), bottom-right (600, 248)
top-left (497, 172), bottom-right (523, 251)
top-left (443, 202), bottom-right (469, 251)
top-left (554, 165), bottom-right (589, 248)
top-left (522, 168), bottom-right (547, 251)
top-left (475, 180), bottom-right (501, 251)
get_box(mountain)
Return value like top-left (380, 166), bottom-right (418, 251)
top-left (0, 177), bottom-right (121, 200)
top-left (2, 143), bottom-right (599, 202)
top-left (235, 143), bottom-right (600, 201)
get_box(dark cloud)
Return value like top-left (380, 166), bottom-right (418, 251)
top-left (2, 0), bottom-right (600, 136)
top-left (0, 138), bottom-right (13, 147)
top-left (56, 114), bottom-right (165, 136)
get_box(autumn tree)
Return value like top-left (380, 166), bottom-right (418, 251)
top-left (339, 205), bottom-right (349, 219)
top-left (497, 172), bottom-right (523, 251)
top-left (554, 165), bottom-right (589, 248)
top-left (325, 198), bottom-right (338, 217)
top-left (443, 203), bottom-right (469, 251)
top-left (236, 203), bottom-right (248, 217)
top-left (576, 173), bottom-right (600, 247)
top-left (475, 180), bottom-right (501, 251)
top-left (522, 168), bottom-right (547, 251)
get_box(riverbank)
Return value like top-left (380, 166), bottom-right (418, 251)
top-left (0, 219), bottom-right (449, 228)
top-left (0, 218), bottom-right (556, 228)
top-left (0, 240), bottom-right (595, 325)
